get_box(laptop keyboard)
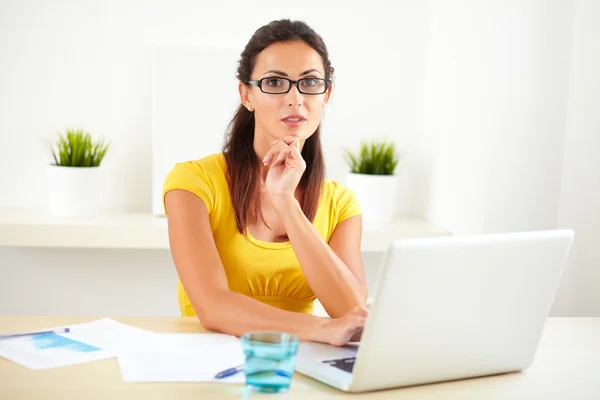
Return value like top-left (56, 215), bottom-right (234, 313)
top-left (322, 357), bottom-right (356, 373)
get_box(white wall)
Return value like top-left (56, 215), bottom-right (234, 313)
top-left (424, 0), bottom-right (574, 234)
top-left (423, 0), bottom-right (600, 316)
top-left (1, 248), bottom-right (179, 316)
top-left (553, 0), bottom-right (600, 317)
top-left (1, 0), bottom-right (599, 317)
top-left (0, 0), bottom-right (430, 216)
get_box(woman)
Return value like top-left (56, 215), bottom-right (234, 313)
top-left (163, 19), bottom-right (368, 347)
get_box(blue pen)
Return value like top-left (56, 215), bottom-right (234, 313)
top-left (214, 364), bottom-right (244, 379)
top-left (0, 327), bottom-right (70, 340)
top-left (214, 365), bottom-right (293, 379)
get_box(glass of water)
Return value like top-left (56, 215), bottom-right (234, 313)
top-left (240, 331), bottom-right (299, 393)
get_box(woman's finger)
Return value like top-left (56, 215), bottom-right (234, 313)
top-left (263, 142), bottom-right (289, 165)
top-left (280, 135), bottom-right (300, 149)
top-left (286, 145), bottom-right (306, 169)
top-left (287, 144), bottom-right (302, 160)
top-left (350, 314), bottom-right (367, 327)
top-left (349, 328), bottom-right (363, 342)
top-left (269, 146), bottom-right (291, 166)
top-left (279, 147), bottom-right (293, 162)
top-left (263, 137), bottom-right (303, 167)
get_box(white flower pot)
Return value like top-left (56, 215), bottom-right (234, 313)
top-left (346, 173), bottom-right (397, 223)
top-left (44, 165), bottom-right (102, 218)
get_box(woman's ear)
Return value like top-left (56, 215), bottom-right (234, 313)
top-left (238, 82), bottom-right (252, 110)
top-left (323, 81), bottom-right (333, 107)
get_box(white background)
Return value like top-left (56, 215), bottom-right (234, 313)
top-left (0, 0), bottom-right (598, 317)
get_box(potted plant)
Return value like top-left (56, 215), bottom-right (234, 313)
top-left (43, 127), bottom-right (110, 217)
top-left (343, 139), bottom-right (403, 223)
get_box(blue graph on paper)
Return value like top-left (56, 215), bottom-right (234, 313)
top-left (31, 333), bottom-right (101, 353)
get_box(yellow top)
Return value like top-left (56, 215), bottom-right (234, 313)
top-left (162, 153), bottom-right (361, 316)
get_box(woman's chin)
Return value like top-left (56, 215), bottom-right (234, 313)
top-left (274, 132), bottom-right (303, 140)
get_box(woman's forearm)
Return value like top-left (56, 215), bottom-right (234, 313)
top-left (275, 195), bottom-right (367, 318)
top-left (198, 289), bottom-right (327, 341)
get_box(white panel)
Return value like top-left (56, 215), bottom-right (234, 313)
top-left (151, 46), bottom-right (241, 215)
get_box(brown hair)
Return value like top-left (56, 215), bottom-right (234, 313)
top-left (223, 19), bottom-right (334, 234)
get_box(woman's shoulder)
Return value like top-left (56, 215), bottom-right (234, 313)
top-left (321, 179), bottom-right (356, 202)
top-left (321, 179), bottom-right (361, 224)
top-left (168, 152), bottom-right (226, 178)
top-left (162, 153), bottom-right (228, 215)
top-left (320, 178), bottom-right (360, 214)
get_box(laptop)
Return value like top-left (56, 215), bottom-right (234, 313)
top-left (295, 229), bottom-right (574, 393)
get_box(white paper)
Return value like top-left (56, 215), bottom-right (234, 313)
top-left (0, 318), bottom-right (160, 370)
top-left (63, 318), bottom-right (164, 352)
top-left (117, 333), bottom-right (246, 383)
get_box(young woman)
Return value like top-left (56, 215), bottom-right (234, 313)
top-left (163, 19), bottom-right (368, 346)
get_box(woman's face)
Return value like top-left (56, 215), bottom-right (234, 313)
top-left (240, 40), bottom-right (332, 145)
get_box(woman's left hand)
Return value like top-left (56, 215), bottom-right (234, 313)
top-left (263, 136), bottom-right (306, 202)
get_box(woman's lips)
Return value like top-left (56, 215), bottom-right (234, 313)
top-left (282, 117), bottom-right (305, 127)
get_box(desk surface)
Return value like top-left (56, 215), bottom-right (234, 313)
top-left (1, 316), bottom-right (599, 399)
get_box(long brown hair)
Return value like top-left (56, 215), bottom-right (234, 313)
top-left (223, 19), bottom-right (334, 234)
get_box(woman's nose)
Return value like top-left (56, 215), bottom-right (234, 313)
top-left (285, 83), bottom-right (303, 107)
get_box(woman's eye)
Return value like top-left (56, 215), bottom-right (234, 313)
top-left (303, 78), bottom-right (317, 86)
top-left (266, 78), bottom-right (283, 87)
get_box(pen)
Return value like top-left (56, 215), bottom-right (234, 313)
top-left (0, 327), bottom-right (71, 340)
top-left (214, 365), bottom-right (293, 379)
top-left (214, 364), bottom-right (244, 379)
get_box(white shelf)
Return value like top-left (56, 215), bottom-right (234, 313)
top-left (0, 208), bottom-right (450, 252)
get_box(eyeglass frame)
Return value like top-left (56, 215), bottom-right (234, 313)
top-left (247, 77), bottom-right (330, 95)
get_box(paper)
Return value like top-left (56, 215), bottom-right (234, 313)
top-left (117, 333), bottom-right (246, 383)
top-left (61, 318), bottom-right (164, 351)
top-left (0, 318), bottom-right (160, 370)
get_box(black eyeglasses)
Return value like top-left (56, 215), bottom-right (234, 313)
top-left (248, 77), bottom-right (330, 95)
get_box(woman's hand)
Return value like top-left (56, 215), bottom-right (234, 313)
top-left (312, 305), bottom-right (369, 346)
top-left (263, 136), bottom-right (306, 202)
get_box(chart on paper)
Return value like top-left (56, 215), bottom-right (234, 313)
top-left (0, 318), bottom-right (163, 370)
top-left (0, 330), bottom-right (112, 370)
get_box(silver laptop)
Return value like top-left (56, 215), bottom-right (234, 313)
top-left (295, 229), bottom-right (574, 393)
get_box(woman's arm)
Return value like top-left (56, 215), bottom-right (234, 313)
top-left (273, 194), bottom-right (368, 319)
top-left (164, 189), bottom-right (365, 344)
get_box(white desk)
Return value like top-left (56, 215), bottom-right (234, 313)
top-left (0, 316), bottom-right (599, 399)
top-left (0, 207), bottom-right (450, 251)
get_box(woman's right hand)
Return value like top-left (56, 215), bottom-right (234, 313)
top-left (313, 305), bottom-right (369, 346)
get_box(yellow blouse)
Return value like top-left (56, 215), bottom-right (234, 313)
top-left (162, 153), bottom-right (361, 316)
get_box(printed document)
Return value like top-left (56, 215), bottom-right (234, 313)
top-left (0, 318), bottom-right (160, 370)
